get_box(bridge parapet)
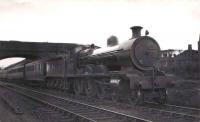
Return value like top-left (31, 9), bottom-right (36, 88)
top-left (0, 41), bottom-right (81, 59)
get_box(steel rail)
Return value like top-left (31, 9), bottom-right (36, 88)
top-left (143, 101), bottom-right (200, 119)
top-left (147, 101), bottom-right (200, 111)
top-left (0, 84), bottom-right (96, 122)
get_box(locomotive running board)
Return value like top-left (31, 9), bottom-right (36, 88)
top-left (66, 72), bottom-right (126, 78)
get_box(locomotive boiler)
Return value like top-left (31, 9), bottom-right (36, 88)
top-left (80, 26), bottom-right (160, 71)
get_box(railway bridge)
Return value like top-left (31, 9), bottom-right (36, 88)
top-left (0, 40), bottom-right (80, 60)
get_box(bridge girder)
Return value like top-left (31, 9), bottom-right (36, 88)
top-left (0, 40), bottom-right (81, 60)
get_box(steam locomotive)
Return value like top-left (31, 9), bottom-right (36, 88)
top-left (1, 26), bottom-right (170, 104)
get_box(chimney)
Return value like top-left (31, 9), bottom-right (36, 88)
top-left (198, 34), bottom-right (200, 51)
top-left (188, 44), bottom-right (192, 51)
top-left (199, 33), bottom-right (200, 41)
top-left (130, 26), bottom-right (143, 39)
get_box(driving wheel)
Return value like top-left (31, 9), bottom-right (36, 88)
top-left (84, 80), bottom-right (97, 97)
top-left (128, 87), bottom-right (144, 105)
top-left (73, 80), bottom-right (84, 95)
top-left (97, 84), bottom-right (106, 100)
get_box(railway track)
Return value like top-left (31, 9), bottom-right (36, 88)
top-left (1, 82), bottom-right (200, 122)
top-left (0, 82), bottom-right (151, 122)
top-left (37, 86), bottom-right (200, 122)
top-left (0, 85), bottom-right (85, 122)
top-left (62, 94), bottom-right (200, 122)
top-left (143, 101), bottom-right (200, 120)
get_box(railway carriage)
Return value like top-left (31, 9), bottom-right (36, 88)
top-left (6, 66), bottom-right (24, 80)
top-left (24, 59), bottom-right (46, 86)
top-left (5, 65), bottom-right (24, 84)
top-left (0, 70), bottom-right (7, 81)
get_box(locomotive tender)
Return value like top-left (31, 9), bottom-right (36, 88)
top-left (1, 26), bottom-right (169, 104)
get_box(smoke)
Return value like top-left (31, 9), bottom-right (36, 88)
top-left (0, 0), bottom-right (32, 12)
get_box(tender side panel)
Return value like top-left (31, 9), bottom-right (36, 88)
top-left (46, 58), bottom-right (65, 78)
top-left (25, 60), bottom-right (45, 81)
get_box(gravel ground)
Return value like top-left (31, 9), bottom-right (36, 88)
top-left (0, 86), bottom-right (42, 122)
top-left (26, 86), bottom-right (199, 122)
top-left (1, 79), bottom-right (200, 122)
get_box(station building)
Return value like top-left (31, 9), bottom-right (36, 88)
top-left (160, 35), bottom-right (200, 80)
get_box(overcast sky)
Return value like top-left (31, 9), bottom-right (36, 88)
top-left (0, 0), bottom-right (199, 67)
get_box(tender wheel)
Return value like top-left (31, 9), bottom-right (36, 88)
top-left (73, 80), bottom-right (84, 95)
top-left (46, 81), bottom-right (49, 88)
top-left (47, 80), bottom-right (52, 88)
top-left (50, 81), bottom-right (54, 88)
top-left (157, 89), bottom-right (167, 104)
top-left (84, 80), bottom-right (97, 97)
top-left (97, 84), bottom-right (106, 100)
top-left (55, 80), bottom-right (59, 89)
top-left (128, 87), bottom-right (144, 105)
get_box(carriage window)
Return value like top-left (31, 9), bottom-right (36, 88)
top-left (39, 64), bottom-right (41, 71)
